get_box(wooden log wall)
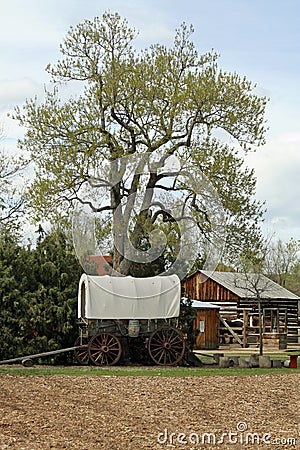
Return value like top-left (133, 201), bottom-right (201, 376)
top-left (183, 272), bottom-right (299, 344)
top-left (238, 298), bottom-right (299, 343)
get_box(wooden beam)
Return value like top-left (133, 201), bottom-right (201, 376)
top-left (220, 317), bottom-right (243, 346)
top-left (0, 346), bottom-right (85, 365)
top-left (243, 310), bottom-right (248, 348)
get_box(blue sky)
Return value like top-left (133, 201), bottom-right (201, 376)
top-left (0, 0), bottom-right (299, 242)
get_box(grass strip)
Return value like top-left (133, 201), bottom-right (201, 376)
top-left (0, 365), bottom-right (299, 377)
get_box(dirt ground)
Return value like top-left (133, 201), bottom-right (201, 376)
top-left (0, 372), bottom-right (298, 450)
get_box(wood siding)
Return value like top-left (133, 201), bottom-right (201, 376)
top-left (194, 308), bottom-right (219, 350)
top-left (183, 272), bottom-right (239, 302)
top-left (184, 272), bottom-right (299, 344)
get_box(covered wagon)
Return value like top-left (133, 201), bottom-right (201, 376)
top-left (75, 274), bottom-right (186, 366)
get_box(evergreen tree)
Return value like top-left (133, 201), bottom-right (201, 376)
top-left (0, 226), bottom-right (82, 362)
top-left (0, 226), bottom-right (31, 358)
top-left (24, 228), bottom-right (83, 361)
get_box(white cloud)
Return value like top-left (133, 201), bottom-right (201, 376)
top-left (246, 135), bottom-right (300, 241)
top-left (0, 78), bottom-right (44, 109)
top-left (278, 132), bottom-right (300, 143)
top-left (0, 2), bottom-right (65, 47)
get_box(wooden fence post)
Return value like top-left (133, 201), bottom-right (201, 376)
top-left (243, 310), bottom-right (248, 348)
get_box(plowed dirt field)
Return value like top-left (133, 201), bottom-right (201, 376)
top-left (0, 373), bottom-right (298, 449)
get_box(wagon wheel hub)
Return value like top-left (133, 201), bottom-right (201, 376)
top-left (88, 332), bottom-right (122, 366)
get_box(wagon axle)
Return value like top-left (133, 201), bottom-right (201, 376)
top-left (74, 325), bottom-right (186, 367)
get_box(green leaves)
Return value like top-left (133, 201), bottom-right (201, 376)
top-left (0, 227), bottom-right (82, 361)
top-left (47, 13), bottom-right (137, 83)
top-left (13, 11), bottom-right (269, 271)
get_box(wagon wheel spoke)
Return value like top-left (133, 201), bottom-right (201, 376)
top-left (74, 337), bottom-right (89, 365)
top-left (88, 333), bottom-right (122, 366)
top-left (148, 326), bottom-right (185, 366)
top-left (151, 344), bottom-right (182, 365)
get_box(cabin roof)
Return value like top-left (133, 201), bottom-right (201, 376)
top-left (190, 270), bottom-right (300, 300)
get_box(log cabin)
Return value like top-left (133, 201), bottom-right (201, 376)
top-left (183, 270), bottom-right (300, 346)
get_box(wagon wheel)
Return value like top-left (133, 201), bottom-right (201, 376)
top-left (148, 326), bottom-right (186, 366)
top-left (74, 337), bottom-right (89, 365)
top-left (88, 333), bottom-right (122, 366)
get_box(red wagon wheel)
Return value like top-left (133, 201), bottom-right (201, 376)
top-left (88, 332), bottom-right (122, 366)
top-left (148, 326), bottom-right (186, 366)
top-left (74, 337), bottom-right (89, 365)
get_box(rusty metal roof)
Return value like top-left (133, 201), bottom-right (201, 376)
top-left (199, 271), bottom-right (300, 300)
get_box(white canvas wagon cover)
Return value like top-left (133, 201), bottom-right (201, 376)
top-left (78, 274), bottom-right (181, 319)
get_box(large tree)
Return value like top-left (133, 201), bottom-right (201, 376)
top-left (14, 12), bottom-right (268, 277)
